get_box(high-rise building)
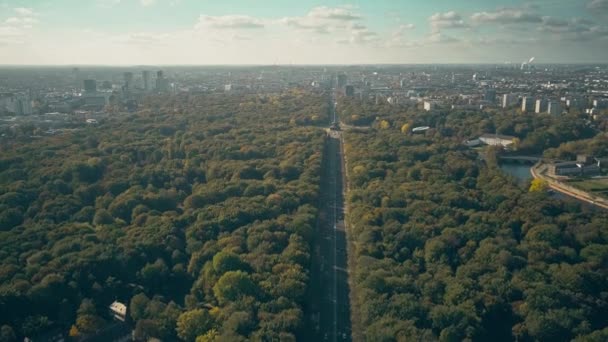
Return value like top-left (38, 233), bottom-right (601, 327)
top-left (548, 101), bottom-right (562, 116)
top-left (345, 85), bottom-right (355, 97)
top-left (567, 96), bottom-right (586, 111)
top-left (593, 99), bottom-right (607, 110)
top-left (156, 70), bottom-right (169, 92)
top-left (484, 89), bottom-right (496, 103)
top-left (502, 94), bottom-right (517, 108)
top-left (123, 72), bottom-right (134, 91)
top-left (337, 74), bottom-right (347, 88)
top-left (535, 99), bottom-right (548, 114)
top-left (142, 70), bottom-right (151, 91)
top-left (83, 79), bottom-right (97, 93)
top-left (521, 96), bottom-right (534, 113)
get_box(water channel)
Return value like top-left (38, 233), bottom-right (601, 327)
top-left (499, 163), bottom-right (600, 211)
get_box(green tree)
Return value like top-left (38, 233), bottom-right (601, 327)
top-left (213, 271), bottom-right (257, 304)
top-left (176, 309), bottom-right (213, 342)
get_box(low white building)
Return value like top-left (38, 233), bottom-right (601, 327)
top-left (423, 101), bottom-right (439, 111)
top-left (109, 301), bottom-right (127, 322)
top-left (479, 133), bottom-right (517, 147)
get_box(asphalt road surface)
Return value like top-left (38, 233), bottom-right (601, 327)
top-left (307, 127), bottom-right (352, 341)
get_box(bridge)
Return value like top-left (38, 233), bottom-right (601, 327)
top-left (499, 155), bottom-right (542, 163)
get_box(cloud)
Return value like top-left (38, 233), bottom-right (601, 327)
top-left (5, 17), bottom-right (38, 25)
top-left (14, 7), bottom-right (35, 16)
top-left (471, 8), bottom-right (542, 24)
top-left (140, 0), bottom-right (156, 6)
top-left (197, 15), bottom-right (265, 29)
top-left (307, 6), bottom-right (361, 21)
top-left (588, 0), bottom-right (608, 10)
top-left (427, 32), bottom-right (460, 44)
top-left (535, 16), bottom-right (608, 41)
top-left (280, 6), bottom-right (362, 35)
top-left (429, 11), bottom-right (469, 31)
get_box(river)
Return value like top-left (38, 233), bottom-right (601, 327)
top-left (499, 163), bottom-right (532, 184)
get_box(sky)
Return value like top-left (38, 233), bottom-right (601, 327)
top-left (0, 0), bottom-right (607, 65)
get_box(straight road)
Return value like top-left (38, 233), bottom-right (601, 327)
top-left (306, 89), bottom-right (352, 341)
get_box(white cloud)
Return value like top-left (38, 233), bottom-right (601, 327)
top-left (280, 6), bottom-right (362, 35)
top-left (14, 7), bottom-right (35, 16)
top-left (140, 0), bottom-right (155, 6)
top-left (471, 8), bottom-right (542, 24)
top-left (429, 11), bottom-right (469, 31)
top-left (5, 17), bottom-right (38, 25)
top-left (197, 15), bottom-right (265, 29)
top-left (307, 6), bottom-right (361, 21)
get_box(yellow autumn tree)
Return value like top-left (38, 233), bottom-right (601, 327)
top-left (69, 325), bottom-right (80, 337)
top-left (401, 123), bottom-right (411, 133)
top-left (529, 179), bottom-right (548, 192)
top-left (379, 120), bottom-right (390, 129)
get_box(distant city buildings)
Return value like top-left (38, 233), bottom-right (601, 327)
top-left (424, 101), bottom-right (439, 111)
top-left (0, 93), bottom-right (32, 115)
top-left (83, 79), bottom-right (97, 93)
top-left (535, 99), bottom-right (548, 114)
top-left (484, 89), bottom-right (496, 103)
top-left (82, 79), bottom-right (109, 109)
top-left (123, 72), bottom-right (134, 92)
top-left (142, 70), bottom-right (151, 91)
top-left (337, 74), bottom-right (348, 89)
top-left (156, 70), bottom-right (170, 92)
top-left (567, 96), bottom-right (586, 111)
top-left (502, 94), bottom-right (517, 108)
top-left (522, 96), bottom-right (534, 113)
top-left (345, 85), bottom-right (355, 97)
top-left (548, 101), bottom-right (562, 116)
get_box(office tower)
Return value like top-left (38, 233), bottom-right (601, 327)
top-left (345, 85), bottom-right (355, 97)
top-left (502, 94), bottom-right (517, 108)
top-left (156, 70), bottom-right (169, 92)
top-left (567, 96), bottom-right (585, 111)
top-left (142, 70), bottom-right (151, 91)
top-left (548, 101), bottom-right (562, 116)
top-left (337, 74), bottom-right (347, 88)
top-left (83, 79), bottom-right (97, 93)
top-left (521, 96), bottom-right (534, 113)
top-left (400, 79), bottom-right (407, 88)
top-left (123, 72), bottom-right (134, 91)
top-left (535, 99), bottom-right (548, 114)
top-left (484, 89), bottom-right (496, 103)
top-left (593, 99), bottom-right (607, 110)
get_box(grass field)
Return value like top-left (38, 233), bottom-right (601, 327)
top-left (568, 178), bottom-right (608, 199)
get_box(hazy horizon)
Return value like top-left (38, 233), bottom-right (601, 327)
top-left (1, 0), bottom-right (608, 65)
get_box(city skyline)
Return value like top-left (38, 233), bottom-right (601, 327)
top-left (1, 0), bottom-right (608, 65)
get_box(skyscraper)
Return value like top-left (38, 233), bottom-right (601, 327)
top-left (484, 89), bottom-right (496, 103)
top-left (156, 70), bottom-right (169, 92)
top-left (337, 74), bottom-right (347, 89)
top-left (83, 79), bottom-right (97, 93)
top-left (123, 72), bottom-right (134, 91)
top-left (345, 85), bottom-right (355, 97)
top-left (142, 70), bottom-right (151, 91)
